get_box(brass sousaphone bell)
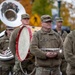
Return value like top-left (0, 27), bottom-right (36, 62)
top-left (0, 0), bottom-right (26, 27)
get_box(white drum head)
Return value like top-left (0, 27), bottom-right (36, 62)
top-left (16, 26), bottom-right (32, 61)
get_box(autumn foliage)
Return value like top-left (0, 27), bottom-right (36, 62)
top-left (20, 0), bottom-right (32, 16)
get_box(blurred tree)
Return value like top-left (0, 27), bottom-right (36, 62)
top-left (60, 1), bottom-right (75, 30)
top-left (20, 0), bottom-right (32, 15)
top-left (70, 17), bottom-right (75, 30)
top-left (32, 0), bottom-right (54, 16)
top-left (60, 2), bottom-right (70, 26)
top-left (0, 0), bottom-right (5, 32)
top-left (0, 0), bottom-right (3, 3)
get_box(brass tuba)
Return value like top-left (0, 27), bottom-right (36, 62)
top-left (0, 0), bottom-right (26, 27)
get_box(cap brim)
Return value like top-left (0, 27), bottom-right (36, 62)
top-left (56, 20), bottom-right (63, 22)
top-left (43, 19), bottom-right (52, 22)
top-left (22, 16), bottom-right (30, 19)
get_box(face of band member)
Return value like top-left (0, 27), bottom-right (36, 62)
top-left (21, 18), bottom-right (30, 26)
top-left (56, 21), bottom-right (63, 29)
top-left (41, 21), bottom-right (52, 32)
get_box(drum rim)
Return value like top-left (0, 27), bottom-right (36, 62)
top-left (16, 26), bottom-right (32, 61)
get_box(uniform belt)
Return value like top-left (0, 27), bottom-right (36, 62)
top-left (41, 48), bottom-right (62, 53)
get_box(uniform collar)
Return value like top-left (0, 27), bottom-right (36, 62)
top-left (40, 28), bottom-right (55, 35)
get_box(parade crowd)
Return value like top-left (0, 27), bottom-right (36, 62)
top-left (0, 13), bottom-right (75, 75)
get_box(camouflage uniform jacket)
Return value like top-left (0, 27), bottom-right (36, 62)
top-left (30, 29), bottom-right (63, 67)
top-left (0, 35), bottom-right (15, 69)
top-left (64, 30), bottom-right (75, 74)
top-left (9, 27), bottom-right (20, 56)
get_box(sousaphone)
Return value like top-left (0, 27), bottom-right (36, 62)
top-left (0, 0), bottom-right (26, 60)
top-left (0, 0), bottom-right (26, 27)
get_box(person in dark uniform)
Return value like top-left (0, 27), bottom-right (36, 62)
top-left (9, 13), bottom-right (35, 75)
top-left (54, 17), bottom-right (67, 42)
top-left (54, 17), bottom-right (68, 75)
top-left (30, 15), bottom-right (63, 75)
top-left (0, 26), bottom-right (15, 75)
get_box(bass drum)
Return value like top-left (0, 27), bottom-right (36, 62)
top-left (16, 26), bottom-right (32, 61)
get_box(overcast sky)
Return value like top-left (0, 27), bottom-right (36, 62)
top-left (63, 0), bottom-right (71, 3)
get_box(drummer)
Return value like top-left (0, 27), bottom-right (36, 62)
top-left (0, 26), bottom-right (15, 75)
top-left (9, 13), bottom-right (30, 56)
top-left (9, 13), bottom-right (35, 75)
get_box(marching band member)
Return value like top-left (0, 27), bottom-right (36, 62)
top-left (0, 26), bottom-right (15, 75)
top-left (30, 14), bottom-right (63, 75)
top-left (9, 13), bottom-right (35, 75)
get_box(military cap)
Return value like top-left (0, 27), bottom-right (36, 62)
top-left (21, 13), bottom-right (30, 19)
top-left (6, 26), bottom-right (14, 30)
top-left (41, 15), bottom-right (52, 22)
top-left (56, 17), bottom-right (63, 22)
